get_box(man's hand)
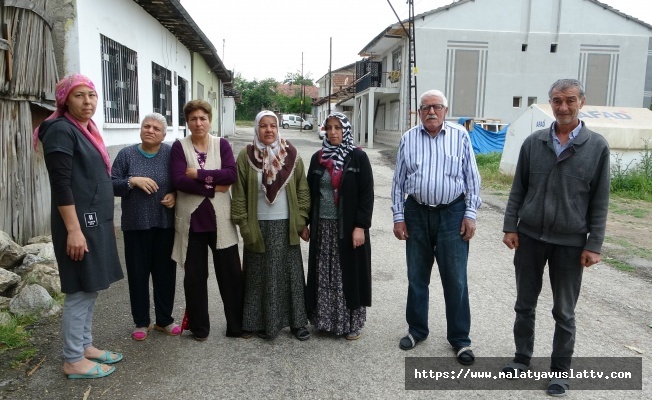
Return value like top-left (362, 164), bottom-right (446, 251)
top-left (130, 176), bottom-right (159, 194)
top-left (393, 222), bottom-right (408, 240)
top-left (460, 218), bottom-right (476, 241)
top-left (503, 232), bottom-right (519, 250)
top-left (581, 250), bottom-right (601, 267)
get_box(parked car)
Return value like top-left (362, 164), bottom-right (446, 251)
top-left (281, 114), bottom-right (313, 130)
top-left (317, 123), bottom-right (326, 140)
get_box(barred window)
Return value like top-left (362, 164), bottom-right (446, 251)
top-left (152, 62), bottom-right (172, 126)
top-left (178, 76), bottom-right (187, 127)
top-left (101, 35), bottom-right (139, 123)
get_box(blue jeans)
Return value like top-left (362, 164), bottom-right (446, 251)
top-left (512, 233), bottom-right (584, 373)
top-left (404, 196), bottom-right (471, 348)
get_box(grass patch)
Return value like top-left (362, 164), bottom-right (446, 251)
top-left (0, 314), bottom-right (38, 353)
top-left (603, 257), bottom-right (636, 272)
top-left (236, 120), bottom-right (255, 127)
top-left (475, 152), bottom-right (513, 191)
top-left (604, 236), bottom-right (652, 259)
top-left (10, 347), bottom-right (37, 369)
top-left (478, 151), bottom-right (652, 205)
top-left (609, 199), bottom-right (650, 219)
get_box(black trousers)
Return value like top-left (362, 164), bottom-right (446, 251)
top-left (123, 228), bottom-right (176, 328)
top-left (184, 232), bottom-right (244, 338)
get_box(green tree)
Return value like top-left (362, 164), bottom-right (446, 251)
top-left (233, 74), bottom-right (278, 120)
top-left (283, 71), bottom-right (314, 86)
top-left (233, 73), bottom-right (313, 120)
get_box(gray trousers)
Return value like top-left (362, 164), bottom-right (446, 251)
top-left (62, 291), bottom-right (98, 363)
top-left (512, 233), bottom-right (584, 373)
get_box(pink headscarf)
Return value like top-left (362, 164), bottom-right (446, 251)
top-left (33, 74), bottom-right (111, 174)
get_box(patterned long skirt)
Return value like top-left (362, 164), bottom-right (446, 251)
top-left (242, 219), bottom-right (308, 337)
top-left (309, 219), bottom-right (366, 335)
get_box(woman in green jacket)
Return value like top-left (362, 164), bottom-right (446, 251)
top-left (231, 110), bottom-right (311, 340)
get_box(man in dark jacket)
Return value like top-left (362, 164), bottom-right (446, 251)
top-left (501, 79), bottom-right (610, 397)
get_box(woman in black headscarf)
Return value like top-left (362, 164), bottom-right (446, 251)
top-left (303, 112), bottom-right (374, 340)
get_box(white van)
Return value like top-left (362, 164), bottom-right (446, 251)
top-left (281, 114), bottom-right (313, 130)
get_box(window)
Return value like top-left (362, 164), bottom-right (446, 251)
top-left (392, 47), bottom-right (402, 72)
top-left (197, 83), bottom-right (204, 100)
top-left (178, 76), bottom-right (187, 127)
top-left (100, 35), bottom-right (139, 123)
top-left (527, 97), bottom-right (537, 106)
top-left (513, 97), bottom-right (522, 107)
top-left (152, 62), bottom-right (172, 125)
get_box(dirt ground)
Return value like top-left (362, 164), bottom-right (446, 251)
top-left (1, 134), bottom-right (650, 399)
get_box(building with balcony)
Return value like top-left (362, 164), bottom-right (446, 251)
top-left (353, 0), bottom-right (652, 148)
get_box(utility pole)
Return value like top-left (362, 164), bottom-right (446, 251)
top-left (300, 51), bottom-right (304, 133)
top-left (328, 37), bottom-right (332, 116)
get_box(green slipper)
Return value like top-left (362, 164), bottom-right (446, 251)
top-left (89, 350), bottom-right (123, 365)
top-left (67, 363), bottom-right (115, 379)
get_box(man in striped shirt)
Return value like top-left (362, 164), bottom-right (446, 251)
top-left (391, 89), bottom-right (481, 366)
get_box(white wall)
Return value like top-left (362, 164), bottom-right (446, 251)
top-left (71, 0), bottom-right (192, 146)
top-left (223, 97), bottom-right (236, 137)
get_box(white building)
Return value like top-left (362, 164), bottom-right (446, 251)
top-left (313, 63), bottom-right (356, 124)
top-left (353, 0), bottom-right (652, 147)
top-left (49, 0), bottom-right (232, 146)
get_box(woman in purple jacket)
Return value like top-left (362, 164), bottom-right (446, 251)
top-left (170, 100), bottom-right (244, 341)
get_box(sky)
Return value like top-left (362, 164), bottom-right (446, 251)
top-left (179, 0), bottom-right (652, 83)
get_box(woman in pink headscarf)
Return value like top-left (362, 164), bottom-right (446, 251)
top-left (34, 74), bottom-right (123, 379)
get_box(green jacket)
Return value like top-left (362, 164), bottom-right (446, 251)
top-left (231, 145), bottom-right (310, 253)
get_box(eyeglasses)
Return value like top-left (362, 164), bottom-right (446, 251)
top-left (420, 104), bottom-right (446, 112)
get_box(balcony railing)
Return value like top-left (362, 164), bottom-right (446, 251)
top-left (355, 71), bottom-right (401, 92)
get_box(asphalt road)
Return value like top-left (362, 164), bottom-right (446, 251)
top-left (2, 127), bottom-right (650, 399)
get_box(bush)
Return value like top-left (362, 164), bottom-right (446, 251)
top-left (610, 140), bottom-right (652, 201)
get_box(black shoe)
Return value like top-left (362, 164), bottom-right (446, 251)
top-left (454, 346), bottom-right (475, 365)
top-left (291, 327), bottom-right (310, 341)
top-left (257, 330), bottom-right (272, 339)
top-left (399, 333), bottom-right (421, 350)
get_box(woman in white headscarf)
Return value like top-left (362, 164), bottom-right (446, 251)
top-left (231, 110), bottom-right (311, 341)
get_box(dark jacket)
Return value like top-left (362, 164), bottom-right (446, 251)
top-left (305, 148), bottom-right (374, 310)
top-left (39, 117), bottom-right (123, 293)
top-left (502, 123), bottom-right (610, 253)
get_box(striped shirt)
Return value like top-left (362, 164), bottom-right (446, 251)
top-left (391, 122), bottom-right (482, 222)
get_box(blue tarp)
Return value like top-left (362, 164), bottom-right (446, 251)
top-left (458, 118), bottom-right (508, 154)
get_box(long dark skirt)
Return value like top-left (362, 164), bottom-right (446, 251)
top-left (242, 219), bottom-right (308, 336)
top-left (309, 219), bottom-right (366, 335)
